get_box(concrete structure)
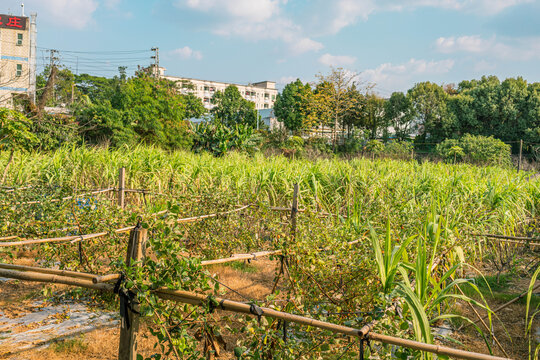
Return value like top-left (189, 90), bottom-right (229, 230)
top-left (160, 68), bottom-right (278, 110)
top-left (0, 8), bottom-right (37, 108)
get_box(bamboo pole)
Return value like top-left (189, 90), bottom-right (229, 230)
top-left (0, 268), bottom-right (114, 291)
top-left (0, 188), bottom-right (115, 206)
top-left (177, 204), bottom-right (250, 223)
top-left (470, 233), bottom-right (540, 242)
top-left (93, 273), bottom-right (122, 284)
top-left (0, 268), bottom-right (510, 360)
top-left (464, 282), bottom-right (540, 329)
top-left (201, 250), bottom-right (282, 266)
top-left (156, 289), bottom-right (510, 360)
top-left (0, 263), bottom-right (97, 280)
top-left (0, 235), bottom-right (19, 241)
top-left (0, 232), bottom-right (108, 247)
top-left (0, 205), bottom-right (250, 248)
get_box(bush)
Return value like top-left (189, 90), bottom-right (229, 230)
top-left (305, 136), bottom-right (331, 154)
top-left (284, 136), bottom-right (304, 152)
top-left (436, 134), bottom-right (511, 166)
top-left (192, 121), bottom-right (259, 156)
top-left (383, 141), bottom-right (413, 160)
top-left (364, 139), bottom-right (384, 155)
top-left (339, 137), bottom-right (363, 154)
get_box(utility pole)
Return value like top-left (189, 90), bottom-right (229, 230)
top-left (49, 49), bottom-right (59, 103)
top-left (150, 47), bottom-right (159, 79)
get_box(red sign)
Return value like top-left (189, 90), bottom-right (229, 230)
top-left (0, 15), bottom-right (27, 30)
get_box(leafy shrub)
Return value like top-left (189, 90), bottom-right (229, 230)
top-left (305, 136), bottom-right (331, 153)
top-left (284, 136), bottom-right (304, 151)
top-left (192, 121), bottom-right (259, 156)
top-left (436, 134), bottom-right (511, 166)
top-left (30, 114), bottom-right (80, 151)
top-left (339, 137), bottom-right (363, 154)
top-left (383, 141), bottom-right (413, 160)
top-left (364, 139), bottom-right (384, 155)
top-left (263, 127), bottom-right (289, 149)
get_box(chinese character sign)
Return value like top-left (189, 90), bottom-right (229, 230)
top-left (0, 15), bottom-right (27, 30)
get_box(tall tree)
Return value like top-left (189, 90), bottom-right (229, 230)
top-left (384, 92), bottom-right (415, 140)
top-left (273, 79), bottom-right (312, 132)
top-left (407, 82), bottom-right (454, 141)
top-left (211, 85), bottom-right (259, 128)
top-left (315, 67), bottom-right (358, 149)
top-left (360, 93), bottom-right (386, 139)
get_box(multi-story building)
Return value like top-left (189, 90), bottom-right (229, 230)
top-left (160, 68), bottom-right (278, 110)
top-left (0, 10), bottom-right (37, 108)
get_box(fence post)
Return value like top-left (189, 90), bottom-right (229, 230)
top-left (118, 226), bottom-right (147, 360)
top-left (118, 167), bottom-right (126, 208)
top-left (518, 139), bottom-right (523, 172)
top-left (290, 184), bottom-right (299, 240)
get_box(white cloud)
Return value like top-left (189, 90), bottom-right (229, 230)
top-left (183, 0), bottom-right (280, 22)
top-left (359, 58), bottom-right (455, 93)
top-left (435, 35), bottom-right (494, 53)
top-left (319, 53), bottom-right (357, 67)
top-left (176, 0), bottom-right (322, 54)
top-left (22, 0), bottom-right (98, 29)
top-left (171, 46), bottom-right (203, 60)
top-left (435, 35), bottom-right (540, 61)
top-left (317, 0), bottom-right (532, 34)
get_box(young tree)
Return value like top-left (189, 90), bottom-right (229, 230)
top-left (384, 92), bottom-right (415, 140)
top-left (211, 85), bottom-right (259, 128)
top-left (273, 79), bottom-right (312, 132)
top-left (0, 109), bottom-right (37, 184)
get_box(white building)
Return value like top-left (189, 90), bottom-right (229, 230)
top-left (160, 68), bottom-right (278, 110)
top-left (0, 9), bottom-right (37, 108)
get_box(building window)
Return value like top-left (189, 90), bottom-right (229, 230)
top-left (264, 93), bottom-right (269, 99)
top-left (17, 33), bottom-right (23, 46)
top-left (271, 95), bottom-right (276, 100)
top-left (16, 64), bottom-right (22, 77)
top-left (264, 104), bottom-right (269, 109)
top-left (204, 86), bottom-right (209, 91)
top-left (203, 97), bottom-right (209, 103)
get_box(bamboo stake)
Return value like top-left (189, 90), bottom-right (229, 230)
top-left (291, 184), bottom-right (299, 240)
top-left (0, 268), bottom-right (510, 360)
top-left (118, 168), bottom-right (126, 209)
top-left (0, 263), bottom-right (97, 280)
top-left (118, 226), bottom-right (147, 360)
top-left (0, 235), bottom-right (19, 241)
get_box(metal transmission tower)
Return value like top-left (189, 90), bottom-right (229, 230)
top-left (150, 47), bottom-right (159, 78)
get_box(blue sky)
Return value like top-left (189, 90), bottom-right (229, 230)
top-left (3, 0), bottom-right (540, 95)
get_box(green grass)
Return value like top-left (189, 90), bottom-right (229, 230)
top-left (224, 261), bottom-right (259, 273)
top-left (51, 336), bottom-right (88, 353)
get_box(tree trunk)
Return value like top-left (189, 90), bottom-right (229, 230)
top-left (1, 150), bottom-right (15, 185)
